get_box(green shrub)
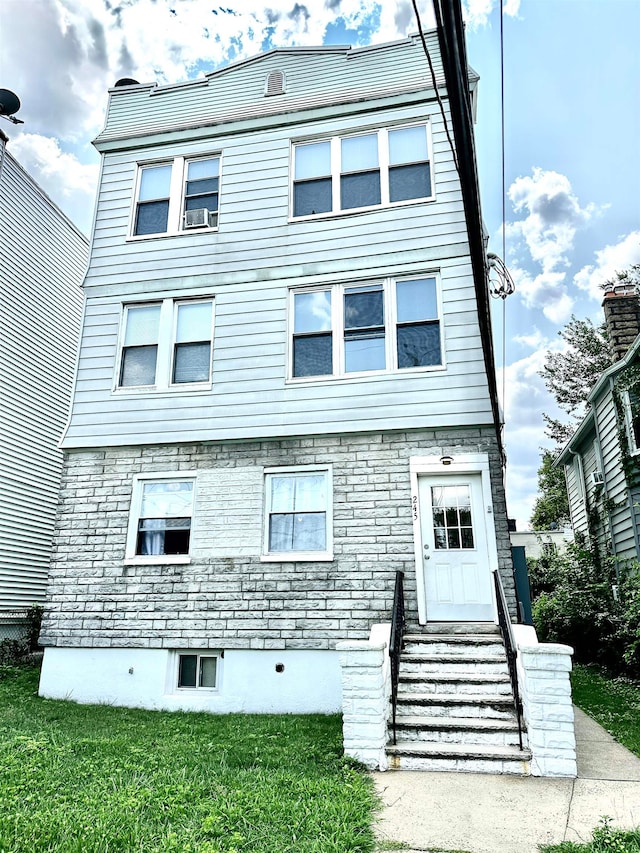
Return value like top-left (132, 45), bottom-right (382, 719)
top-left (531, 540), bottom-right (640, 678)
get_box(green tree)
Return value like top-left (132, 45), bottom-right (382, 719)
top-left (530, 450), bottom-right (570, 530)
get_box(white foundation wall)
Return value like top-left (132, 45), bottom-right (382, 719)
top-left (39, 647), bottom-right (342, 714)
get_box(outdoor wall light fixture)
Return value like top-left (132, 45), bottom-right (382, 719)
top-left (440, 455), bottom-right (453, 466)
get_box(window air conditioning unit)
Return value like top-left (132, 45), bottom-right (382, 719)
top-left (591, 470), bottom-right (604, 487)
top-left (184, 208), bottom-right (211, 229)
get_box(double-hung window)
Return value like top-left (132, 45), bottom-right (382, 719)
top-left (290, 276), bottom-right (442, 379)
top-left (117, 298), bottom-right (213, 391)
top-left (263, 467), bottom-right (333, 560)
top-left (132, 155), bottom-right (221, 236)
top-left (292, 123), bottom-right (432, 218)
top-left (126, 475), bottom-right (195, 560)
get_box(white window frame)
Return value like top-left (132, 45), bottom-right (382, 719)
top-left (174, 650), bottom-right (220, 692)
top-left (115, 296), bottom-right (214, 393)
top-left (287, 275), bottom-right (444, 382)
top-left (125, 471), bottom-right (197, 564)
top-left (623, 390), bottom-right (640, 455)
top-left (262, 465), bottom-right (333, 562)
top-left (129, 153), bottom-right (222, 239)
top-left (290, 122), bottom-right (434, 221)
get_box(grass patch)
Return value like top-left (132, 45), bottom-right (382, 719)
top-left (571, 664), bottom-right (640, 757)
top-left (0, 666), bottom-right (378, 853)
top-left (540, 819), bottom-right (640, 852)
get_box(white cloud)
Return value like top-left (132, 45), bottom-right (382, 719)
top-left (574, 231), bottom-right (640, 301)
top-left (499, 347), bottom-right (563, 529)
top-left (462, 0), bottom-right (521, 29)
top-left (509, 266), bottom-right (574, 324)
top-left (505, 168), bottom-right (606, 324)
top-left (8, 133), bottom-right (99, 233)
top-left (508, 168), bottom-right (599, 273)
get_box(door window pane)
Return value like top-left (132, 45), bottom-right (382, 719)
top-left (432, 484), bottom-right (474, 550)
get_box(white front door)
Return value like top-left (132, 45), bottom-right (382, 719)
top-left (418, 472), bottom-right (494, 621)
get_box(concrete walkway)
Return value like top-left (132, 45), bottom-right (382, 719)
top-left (373, 708), bottom-right (640, 853)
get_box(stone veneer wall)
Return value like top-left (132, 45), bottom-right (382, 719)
top-left (41, 427), bottom-right (514, 650)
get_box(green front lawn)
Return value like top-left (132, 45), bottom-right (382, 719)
top-left (571, 665), bottom-right (640, 758)
top-left (0, 666), bottom-right (377, 853)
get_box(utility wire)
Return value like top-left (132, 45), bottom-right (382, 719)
top-left (411, 0), bottom-right (459, 174)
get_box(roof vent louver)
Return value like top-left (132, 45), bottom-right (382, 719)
top-left (265, 70), bottom-right (285, 97)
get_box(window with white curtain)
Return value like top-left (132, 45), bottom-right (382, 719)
top-left (117, 297), bottom-right (213, 391)
top-left (292, 123), bottom-right (432, 218)
top-left (126, 474), bottom-right (196, 561)
top-left (263, 467), bottom-right (333, 560)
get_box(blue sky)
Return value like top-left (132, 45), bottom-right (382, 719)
top-left (1, 0), bottom-right (638, 528)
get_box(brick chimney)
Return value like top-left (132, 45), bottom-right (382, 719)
top-left (602, 283), bottom-right (640, 361)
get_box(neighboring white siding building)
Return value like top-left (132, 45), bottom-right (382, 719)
top-left (39, 35), bottom-right (514, 718)
top-left (0, 132), bottom-right (87, 628)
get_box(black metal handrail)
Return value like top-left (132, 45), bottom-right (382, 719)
top-left (389, 570), bottom-right (406, 746)
top-left (493, 570), bottom-right (524, 750)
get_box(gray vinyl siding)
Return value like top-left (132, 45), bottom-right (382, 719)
top-left (593, 389), bottom-right (638, 559)
top-left (95, 36), bottom-right (452, 146)
top-left (64, 41), bottom-right (492, 448)
top-left (0, 149), bottom-right (87, 610)
top-left (564, 451), bottom-right (588, 540)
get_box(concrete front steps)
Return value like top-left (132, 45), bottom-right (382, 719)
top-left (387, 624), bottom-right (532, 774)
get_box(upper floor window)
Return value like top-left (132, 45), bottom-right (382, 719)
top-left (126, 475), bottom-right (196, 561)
top-left (117, 298), bottom-right (213, 391)
top-left (132, 155), bottom-right (220, 237)
top-left (290, 276), bottom-right (442, 379)
top-left (292, 124), bottom-right (432, 218)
